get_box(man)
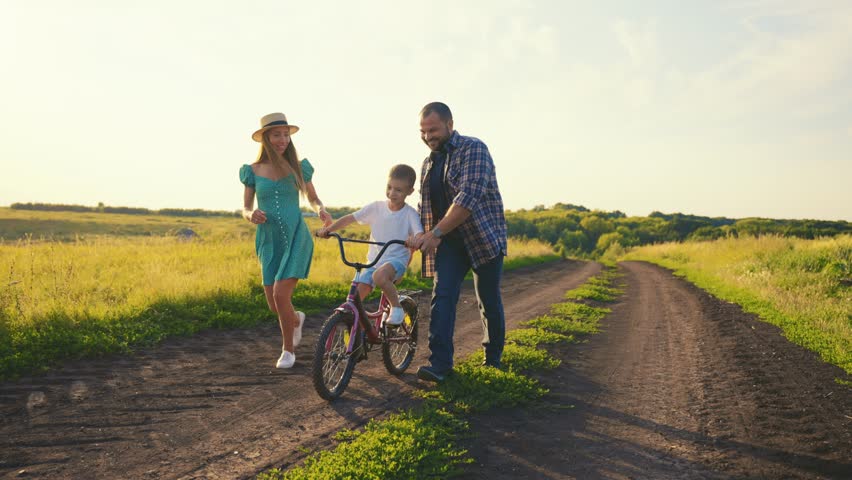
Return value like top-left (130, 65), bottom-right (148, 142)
top-left (409, 102), bottom-right (508, 382)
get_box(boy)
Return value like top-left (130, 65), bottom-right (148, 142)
top-left (316, 165), bottom-right (423, 326)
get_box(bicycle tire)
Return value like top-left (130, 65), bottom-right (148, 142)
top-left (312, 310), bottom-right (357, 401)
top-left (381, 296), bottom-right (418, 375)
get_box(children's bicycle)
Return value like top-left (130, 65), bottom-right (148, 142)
top-left (312, 233), bottom-right (420, 401)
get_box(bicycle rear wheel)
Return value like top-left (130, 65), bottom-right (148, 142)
top-left (382, 296), bottom-right (418, 375)
top-left (312, 311), bottom-right (357, 401)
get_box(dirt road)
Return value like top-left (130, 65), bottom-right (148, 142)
top-left (460, 261), bottom-right (852, 479)
top-left (0, 259), bottom-right (600, 479)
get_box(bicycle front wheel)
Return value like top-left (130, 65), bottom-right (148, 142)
top-left (312, 311), bottom-right (357, 401)
top-left (382, 296), bottom-right (419, 375)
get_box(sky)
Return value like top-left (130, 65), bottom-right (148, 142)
top-left (2, 0), bottom-right (851, 221)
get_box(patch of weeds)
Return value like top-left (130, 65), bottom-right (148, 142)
top-left (835, 378), bottom-right (852, 387)
top-left (525, 314), bottom-right (599, 335)
top-left (506, 327), bottom-right (571, 346)
top-left (259, 409), bottom-right (472, 480)
top-left (332, 429), bottom-right (359, 442)
top-left (465, 343), bottom-right (561, 373)
top-left (550, 302), bottom-right (610, 322)
top-left (564, 282), bottom-right (621, 302)
top-left (502, 343), bottom-right (561, 371)
top-left (421, 362), bottom-right (549, 413)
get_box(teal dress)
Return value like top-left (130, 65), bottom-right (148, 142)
top-left (239, 159), bottom-right (315, 285)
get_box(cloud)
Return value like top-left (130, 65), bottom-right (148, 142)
top-left (612, 18), bottom-right (659, 69)
top-left (681, 1), bottom-right (852, 122)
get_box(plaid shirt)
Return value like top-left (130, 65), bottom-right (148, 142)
top-left (418, 131), bottom-right (507, 277)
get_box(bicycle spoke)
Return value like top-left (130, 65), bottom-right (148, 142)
top-left (321, 324), bottom-right (350, 388)
top-left (381, 297), bottom-right (418, 376)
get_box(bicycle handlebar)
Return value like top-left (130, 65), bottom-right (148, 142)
top-left (322, 232), bottom-right (408, 270)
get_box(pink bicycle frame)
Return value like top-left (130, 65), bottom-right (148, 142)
top-left (335, 281), bottom-right (388, 353)
top-left (324, 233), bottom-right (409, 355)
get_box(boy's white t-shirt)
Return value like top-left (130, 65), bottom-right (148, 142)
top-left (352, 201), bottom-right (423, 266)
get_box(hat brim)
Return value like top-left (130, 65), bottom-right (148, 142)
top-left (252, 124), bottom-right (300, 142)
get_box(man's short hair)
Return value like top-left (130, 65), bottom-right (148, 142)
top-left (389, 164), bottom-right (417, 188)
top-left (420, 102), bottom-right (453, 122)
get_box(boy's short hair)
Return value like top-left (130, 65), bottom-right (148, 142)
top-left (389, 164), bottom-right (417, 188)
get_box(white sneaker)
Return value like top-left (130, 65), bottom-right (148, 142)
top-left (294, 311), bottom-right (306, 347)
top-left (276, 350), bottom-right (295, 369)
top-left (385, 307), bottom-right (405, 326)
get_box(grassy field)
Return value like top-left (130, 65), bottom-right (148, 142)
top-left (0, 207), bottom-right (252, 241)
top-left (0, 208), bottom-right (557, 380)
top-left (622, 235), bottom-right (852, 374)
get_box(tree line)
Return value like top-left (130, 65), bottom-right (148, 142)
top-left (9, 202), bottom-right (360, 219)
top-left (10, 202), bottom-right (850, 257)
top-left (10, 202), bottom-right (242, 218)
top-left (506, 203), bottom-right (852, 258)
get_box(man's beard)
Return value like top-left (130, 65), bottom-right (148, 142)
top-left (424, 138), bottom-right (445, 151)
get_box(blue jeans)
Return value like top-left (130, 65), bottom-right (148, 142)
top-left (428, 237), bottom-right (505, 372)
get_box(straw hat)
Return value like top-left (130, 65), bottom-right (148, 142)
top-left (252, 113), bottom-right (299, 142)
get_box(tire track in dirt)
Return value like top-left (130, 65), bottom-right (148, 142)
top-left (0, 259), bottom-right (599, 479)
top-left (459, 261), bottom-right (852, 479)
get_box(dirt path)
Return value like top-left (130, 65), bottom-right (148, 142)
top-left (0, 259), bottom-right (600, 479)
top-left (459, 261), bottom-right (852, 479)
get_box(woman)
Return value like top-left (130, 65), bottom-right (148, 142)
top-left (239, 112), bottom-right (333, 368)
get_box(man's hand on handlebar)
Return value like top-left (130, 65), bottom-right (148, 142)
top-left (408, 231), bottom-right (440, 255)
top-left (315, 227), bottom-right (332, 238)
top-left (406, 232), bottom-right (424, 249)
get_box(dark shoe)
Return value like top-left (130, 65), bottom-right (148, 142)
top-left (416, 365), bottom-right (448, 383)
top-left (482, 361), bottom-right (502, 369)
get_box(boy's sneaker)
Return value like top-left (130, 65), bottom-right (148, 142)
top-left (384, 307), bottom-right (405, 327)
top-left (276, 350), bottom-right (295, 369)
top-left (293, 311), bottom-right (306, 347)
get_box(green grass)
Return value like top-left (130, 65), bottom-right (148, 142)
top-left (563, 270), bottom-right (623, 302)
top-left (419, 356), bottom-right (551, 413)
top-left (258, 408), bottom-right (471, 480)
top-left (622, 235), bottom-right (852, 374)
top-left (525, 314), bottom-right (602, 336)
top-left (551, 302), bottom-right (610, 322)
top-left (260, 266), bottom-right (621, 479)
top-left (0, 206), bottom-right (254, 242)
top-left (505, 327), bottom-right (571, 346)
top-left (503, 253), bottom-right (561, 270)
top-left (2, 286), bottom-right (266, 375)
top-left (0, 209), bottom-right (558, 381)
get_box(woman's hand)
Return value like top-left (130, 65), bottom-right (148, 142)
top-left (249, 209), bottom-right (267, 224)
top-left (319, 208), bottom-right (333, 226)
top-left (315, 227), bottom-right (331, 238)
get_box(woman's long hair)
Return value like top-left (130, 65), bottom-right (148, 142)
top-left (255, 133), bottom-right (306, 195)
